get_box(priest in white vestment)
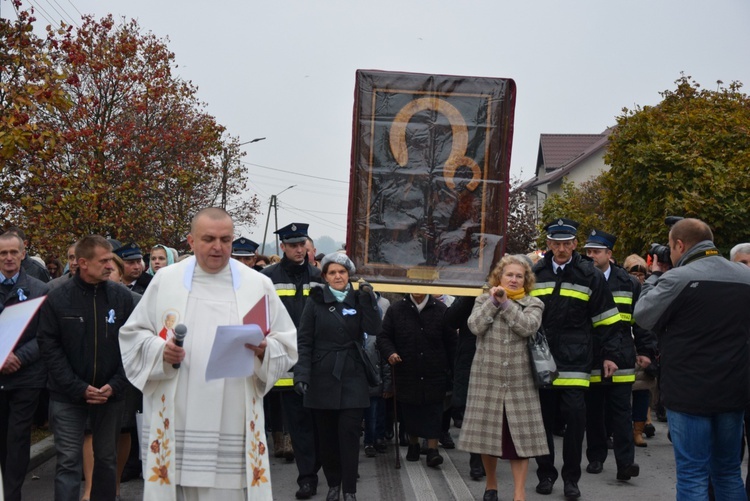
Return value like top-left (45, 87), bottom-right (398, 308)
top-left (119, 208), bottom-right (298, 501)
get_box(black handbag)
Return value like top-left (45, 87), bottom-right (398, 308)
top-left (355, 340), bottom-right (382, 387)
top-left (527, 325), bottom-right (558, 388)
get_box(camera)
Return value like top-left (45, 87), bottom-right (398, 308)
top-left (648, 243), bottom-right (671, 264)
top-left (647, 216), bottom-right (684, 265)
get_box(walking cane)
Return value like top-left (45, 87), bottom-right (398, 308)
top-left (392, 364), bottom-right (401, 469)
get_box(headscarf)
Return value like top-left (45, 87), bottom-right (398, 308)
top-left (147, 244), bottom-right (176, 275)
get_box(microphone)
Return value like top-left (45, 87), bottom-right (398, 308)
top-left (173, 324), bottom-right (188, 369)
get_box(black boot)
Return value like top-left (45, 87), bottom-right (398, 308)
top-left (469, 453), bottom-right (485, 480)
top-left (326, 485), bottom-right (340, 501)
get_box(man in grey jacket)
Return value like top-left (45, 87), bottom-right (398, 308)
top-left (634, 218), bottom-right (750, 500)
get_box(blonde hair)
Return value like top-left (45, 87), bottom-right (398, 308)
top-left (487, 254), bottom-right (536, 294)
top-left (623, 254), bottom-right (647, 272)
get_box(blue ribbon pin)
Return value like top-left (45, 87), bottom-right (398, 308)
top-left (342, 308), bottom-right (357, 316)
top-left (106, 309), bottom-right (116, 324)
top-left (16, 288), bottom-right (27, 301)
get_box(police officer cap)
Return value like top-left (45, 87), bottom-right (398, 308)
top-left (108, 238), bottom-right (122, 251)
top-left (232, 237), bottom-right (259, 257)
top-left (583, 229), bottom-right (617, 250)
top-left (544, 218), bottom-right (579, 241)
top-left (275, 223), bottom-right (309, 244)
top-left (320, 252), bottom-right (356, 274)
top-left (114, 242), bottom-right (143, 261)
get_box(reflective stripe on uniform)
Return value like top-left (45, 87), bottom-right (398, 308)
top-left (590, 367), bottom-right (635, 384)
top-left (533, 282), bottom-right (592, 301)
top-left (558, 283), bottom-right (592, 302)
top-left (530, 287), bottom-right (554, 297)
top-left (276, 289), bottom-right (311, 297)
top-left (619, 313), bottom-right (633, 323)
top-left (274, 378), bottom-right (294, 387)
top-left (274, 282), bottom-right (312, 297)
top-left (592, 307), bottom-right (621, 327)
top-left (612, 291), bottom-right (633, 306)
top-left (552, 371), bottom-right (590, 388)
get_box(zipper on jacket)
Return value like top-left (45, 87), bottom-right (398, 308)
top-left (92, 289), bottom-right (97, 387)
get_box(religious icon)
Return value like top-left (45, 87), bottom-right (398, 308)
top-left (347, 70), bottom-right (516, 293)
top-left (159, 311), bottom-right (179, 341)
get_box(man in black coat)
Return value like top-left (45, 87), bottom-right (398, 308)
top-left (38, 235), bottom-right (134, 501)
top-left (261, 223), bottom-right (323, 500)
top-left (582, 229), bottom-right (656, 482)
top-left (0, 232), bottom-right (49, 501)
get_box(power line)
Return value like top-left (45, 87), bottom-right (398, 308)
top-left (242, 160), bottom-right (347, 184)
top-left (26, 0), bottom-right (59, 28)
top-left (281, 201), bottom-right (346, 230)
top-left (47, 0), bottom-right (79, 26)
top-left (65, 0), bottom-right (82, 16)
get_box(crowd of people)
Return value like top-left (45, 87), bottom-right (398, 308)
top-left (2, 213), bottom-right (750, 501)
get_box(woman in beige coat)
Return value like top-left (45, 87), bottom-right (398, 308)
top-left (459, 255), bottom-right (549, 501)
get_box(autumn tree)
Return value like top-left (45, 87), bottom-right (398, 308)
top-left (537, 178), bottom-right (610, 253)
top-left (601, 75), bottom-right (750, 255)
top-left (505, 178), bottom-right (538, 254)
top-left (3, 10), bottom-right (259, 254)
top-left (1, 2), bottom-right (69, 204)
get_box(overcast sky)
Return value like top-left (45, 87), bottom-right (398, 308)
top-left (9, 0), bottom-right (750, 245)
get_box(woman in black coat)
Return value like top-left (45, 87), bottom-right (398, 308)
top-left (377, 293), bottom-right (457, 468)
top-left (294, 253), bottom-right (381, 501)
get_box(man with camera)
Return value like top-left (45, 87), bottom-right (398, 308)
top-left (531, 219), bottom-right (622, 499)
top-left (634, 218), bottom-right (750, 500)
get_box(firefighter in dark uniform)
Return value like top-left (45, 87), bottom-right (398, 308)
top-left (582, 229), bottom-right (657, 482)
top-left (531, 219), bottom-right (622, 499)
top-left (261, 223), bottom-right (323, 500)
top-left (232, 237), bottom-right (295, 462)
top-left (231, 237), bottom-right (262, 270)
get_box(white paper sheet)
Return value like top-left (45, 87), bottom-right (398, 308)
top-left (0, 296), bottom-right (46, 367)
top-left (205, 324), bottom-right (264, 381)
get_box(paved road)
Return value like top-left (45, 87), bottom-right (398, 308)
top-left (22, 419), bottom-right (688, 500)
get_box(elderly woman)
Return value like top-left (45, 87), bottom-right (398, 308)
top-left (459, 255), bottom-right (548, 501)
top-left (294, 253), bottom-right (381, 501)
top-left (378, 291), bottom-right (457, 468)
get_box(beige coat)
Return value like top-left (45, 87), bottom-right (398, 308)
top-left (458, 293), bottom-right (549, 458)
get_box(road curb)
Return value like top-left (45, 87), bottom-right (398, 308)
top-left (29, 435), bottom-right (55, 472)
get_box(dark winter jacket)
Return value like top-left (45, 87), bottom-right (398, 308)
top-left (634, 240), bottom-right (750, 415)
top-left (0, 269), bottom-right (49, 390)
top-left (22, 256), bottom-right (50, 283)
top-left (37, 275), bottom-right (134, 404)
top-left (129, 271), bottom-right (152, 295)
top-left (261, 256), bottom-right (323, 328)
top-left (294, 284), bottom-right (382, 409)
top-left (591, 264), bottom-right (657, 384)
top-left (377, 295), bottom-right (457, 405)
top-left (364, 332), bottom-right (392, 397)
top-left (531, 251), bottom-right (622, 387)
top-left (445, 295), bottom-right (476, 408)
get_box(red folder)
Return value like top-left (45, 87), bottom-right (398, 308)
top-left (243, 295), bottom-right (270, 335)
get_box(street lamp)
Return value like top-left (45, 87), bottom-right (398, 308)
top-left (220, 137), bottom-right (266, 208)
top-left (262, 185), bottom-right (297, 255)
top-left (240, 137), bottom-right (266, 146)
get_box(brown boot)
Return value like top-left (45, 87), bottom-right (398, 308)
top-left (273, 432), bottom-right (284, 458)
top-left (634, 422), bottom-right (648, 447)
top-left (282, 432), bottom-right (295, 462)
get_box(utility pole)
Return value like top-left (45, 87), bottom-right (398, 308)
top-left (261, 185), bottom-right (296, 255)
